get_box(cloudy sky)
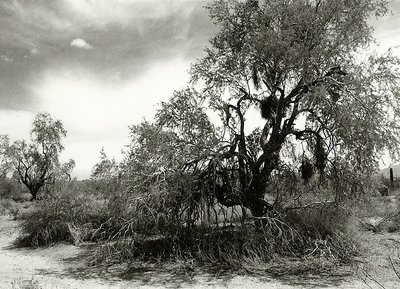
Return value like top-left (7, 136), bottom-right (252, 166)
top-left (0, 0), bottom-right (399, 179)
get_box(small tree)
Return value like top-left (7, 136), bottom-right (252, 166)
top-left (91, 148), bottom-right (118, 180)
top-left (7, 113), bottom-right (71, 200)
top-left (59, 159), bottom-right (76, 182)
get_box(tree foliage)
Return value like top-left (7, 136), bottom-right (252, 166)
top-left (59, 159), bottom-right (76, 182)
top-left (123, 89), bottom-right (218, 180)
top-left (123, 0), bottom-right (400, 224)
top-left (91, 148), bottom-right (118, 180)
top-left (5, 113), bottom-right (72, 200)
top-left (185, 0), bottom-right (400, 217)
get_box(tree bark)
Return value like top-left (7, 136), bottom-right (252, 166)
top-left (245, 172), bottom-right (273, 228)
top-left (28, 185), bottom-right (41, 201)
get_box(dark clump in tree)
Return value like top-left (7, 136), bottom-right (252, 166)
top-left (301, 158), bottom-right (314, 182)
top-left (260, 95), bottom-right (278, 120)
top-left (315, 136), bottom-right (327, 176)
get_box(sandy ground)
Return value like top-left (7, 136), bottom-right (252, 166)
top-left (1, 215), bottom-right (400, 289)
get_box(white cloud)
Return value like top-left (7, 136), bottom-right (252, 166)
top-left (0, 55), bottom-right (13, 62)
top-left (70, 38), bottom-right (93, 50)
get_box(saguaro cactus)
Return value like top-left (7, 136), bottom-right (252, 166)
top-left (390, 167), bottom-right (394, 187)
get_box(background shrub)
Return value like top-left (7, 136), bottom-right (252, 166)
top-left (0, 177), bottom-right (27, 201)
top-left (17, 181), bottom-right (108, 247)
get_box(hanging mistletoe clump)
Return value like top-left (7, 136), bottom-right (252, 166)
top-left (315, 136), bottom-right (327, 175)
top-left (301, 158), bottom-right (314, 182)
top-left (260, 95), bottom-right (278, 120)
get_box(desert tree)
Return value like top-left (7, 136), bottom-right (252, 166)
top-left (91, 148), bottom-right (118, 180)
top-left (186, 0), bottom-right (400, 218)
top-left (121, 89), bottom-right (219, 228)
top-left (58, 159), bottom-right (76, 182)
top-left (7, 113), bottom-right (72, 200)
top-left (0, 134), bottom-right (11, 178)
top-left (123, 88), bottom-right (218, 186)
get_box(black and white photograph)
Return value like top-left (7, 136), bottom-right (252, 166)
top-left (1, 0), bottom-right (400, 288)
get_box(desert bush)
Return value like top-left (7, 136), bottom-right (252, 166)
top-left (0, 177), bottom-right (26, 201)
top-left (15, 168), bottom-right (358, 269)
top-left (0, 198), bottom-right (17, 215)
top-left (351, 192), bottom-right (400, 233)
top-left (16, 181), bottom-right (108, 247)
top-left (380, 174), bottom-right (400, 191)
top-left (285, 204), bottom-right (357, 261)
top-left (90, 206), bottom-right (356, 268)
top-left (87, 170), bottom-right (357, 268)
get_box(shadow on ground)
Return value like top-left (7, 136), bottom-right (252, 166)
top-left (33, 243), bottom-right (354, 289)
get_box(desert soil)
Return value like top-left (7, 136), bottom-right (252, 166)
top-left (1, 215), bottom-right (400, 289)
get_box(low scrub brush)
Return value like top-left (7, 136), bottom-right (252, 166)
top-left (16, 187), bottom-right (108, 247)
top-left (89, 201), bottom-right (357, 268)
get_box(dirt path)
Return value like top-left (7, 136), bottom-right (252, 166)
top-left (1, 215), bottom-right (399, 289)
